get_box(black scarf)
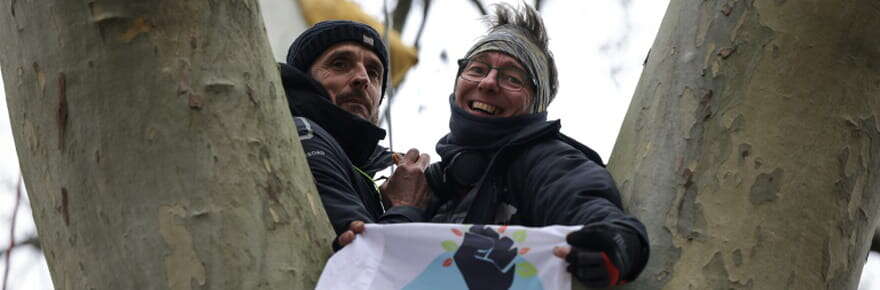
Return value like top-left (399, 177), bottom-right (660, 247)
top-left (431, 96), bottom-right (556, 223)
top-left (431, 96), bottom-right (606, 223)
top-left (435, 95), bottom-right (550, 191)
top-left (437, 95), bottom-right (548, 153)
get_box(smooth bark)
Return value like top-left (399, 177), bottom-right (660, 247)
top-left (872, 226), bottom-right (879, 253)
top-left (609, 0), bottom-right (880, 289)
top-left (0, 1), bottom-right (334, 289)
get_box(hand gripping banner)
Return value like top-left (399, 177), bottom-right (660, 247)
top-left (317, 223), bottom-right (581, 290)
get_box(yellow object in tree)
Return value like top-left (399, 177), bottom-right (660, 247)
top-left (297, 0), bottom-right (419, 87)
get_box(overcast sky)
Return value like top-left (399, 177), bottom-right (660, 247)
top-left (1, 1), bottom-right (878, 289)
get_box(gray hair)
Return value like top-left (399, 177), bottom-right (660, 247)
top-left (464, 3), bottom-right (558, 113)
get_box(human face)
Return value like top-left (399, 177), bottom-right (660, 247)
top-left (309, 42), bottom-right (384, 124)
top-left (454, 52), bottom-right (534, 118)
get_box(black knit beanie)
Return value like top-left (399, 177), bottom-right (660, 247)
top-left (287, 20), bottom-right (389, 103)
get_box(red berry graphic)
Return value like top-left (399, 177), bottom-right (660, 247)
top-left (443, 258), bottom-right (453, 267)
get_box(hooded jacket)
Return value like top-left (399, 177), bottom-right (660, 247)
top-left (425, 101), bottom-right (650, 281)
top-left (279, 63), bottom-right (425, 235)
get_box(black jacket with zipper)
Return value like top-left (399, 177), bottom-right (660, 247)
top-left (425, 105), bottom-right (649, 281)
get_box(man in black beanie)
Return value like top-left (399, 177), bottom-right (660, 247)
top-left (280, 20), bottom-right (430, 248)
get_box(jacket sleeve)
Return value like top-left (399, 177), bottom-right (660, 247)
top-left (512, 140), bottom-right (650, 279)
top-left (295, 117), bottom-right (424, 235)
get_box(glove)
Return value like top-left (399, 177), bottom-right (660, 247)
top-left (565, 223), bottom-right (637, 288)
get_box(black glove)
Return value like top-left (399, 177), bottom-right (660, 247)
top-left (565, 223), bottom-right (639, 288)
top-left (453, 225), bottom-right (518, 290)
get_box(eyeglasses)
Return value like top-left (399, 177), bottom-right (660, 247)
top-left (457, 58), bottom-right (533, 92)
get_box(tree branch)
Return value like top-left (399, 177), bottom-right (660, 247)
top-left (392, 0), bottom-right (413, 33)
top-left (413, 0), bottom-right (432, 50)
top-left (469, 0), bottom-right (488, 16)
top-left (2, 177), bottom-right (23, 290)
top-left (0, 235), bottom-right (40, 258)
top-left (535, 0), bottom-right (545, 11)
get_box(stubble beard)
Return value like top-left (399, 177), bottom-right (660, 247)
top-left (335, 91), bottom-right (378, 125)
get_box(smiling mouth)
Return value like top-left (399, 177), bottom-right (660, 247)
top-left (469, 101), bottom-right (499, 116)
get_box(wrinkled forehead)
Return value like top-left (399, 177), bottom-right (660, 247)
top-left (317, 41), bottom-right (383, 65)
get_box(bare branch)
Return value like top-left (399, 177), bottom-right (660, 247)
top-left (535, 0), bottom-right (545, 11)
top-left (413, 0), bottom-right (433, 50)
top-left (392, 0), bottom-right (413, 32)
top-left (2, 177), bottom-right (23, 290)
top-left (0, 235), bottom-right (40, 258)
top-left (469, 0), bottom-right (488, 15)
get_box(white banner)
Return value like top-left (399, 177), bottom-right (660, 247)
top-left (317, 223), bottom-right (580, 290)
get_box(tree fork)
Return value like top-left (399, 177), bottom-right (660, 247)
top-left (609, 0), bottom-right (880, 289)
top-left (0, 1), bottom-right (334, 289)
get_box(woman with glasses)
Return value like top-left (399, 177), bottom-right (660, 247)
top-left (423, 4), bottom-right (651, 288)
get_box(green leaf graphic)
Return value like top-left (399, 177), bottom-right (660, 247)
top-left (512, 230), bottom-right (527, 243)
top-left (515, 261), bottom-right (537, 278)
top-left (441, 240), bottom-right (458, 252)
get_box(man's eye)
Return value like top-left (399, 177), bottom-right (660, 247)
top-left (368, 69), bottom-right (380, 79)
top-left (330, 60), bottom-right (348, 69)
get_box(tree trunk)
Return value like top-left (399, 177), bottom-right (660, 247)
top-left (0, 1), bottom-right (334, 289)
top-left (608, 0), bottom-right (880, 289)
top-left (872, 225), bottom-right (880, 253)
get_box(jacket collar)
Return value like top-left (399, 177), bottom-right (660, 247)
top-left (362, 145), bottom-right (394, 176)
top-left (279, 63), bottom-right (387, 168)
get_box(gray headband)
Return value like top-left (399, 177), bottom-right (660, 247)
top-left (464, 27), bottom-right (556, 113)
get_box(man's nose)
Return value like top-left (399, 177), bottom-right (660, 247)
top-left (350, 63), bottom-right (370, 89)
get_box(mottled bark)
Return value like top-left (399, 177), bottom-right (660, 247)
top-left (609, 0), bottom-right (880, 289)
top-left (0, 1), bottom-right (334, 289)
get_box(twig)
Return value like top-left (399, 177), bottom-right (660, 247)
top-left (469, 0), bottom-right (488, 15)
top-left (382, 0), bottom-right (396, 163)
top-left (392, 0), bottom-right (412, 33)
top-left (2, 176), bottom-right (23, 290)
top-left (535, 0), bottom-right (544, 11)
top-left (413, 0), bottom-right (432, 50)
top-left (0, 236), bottom-right (40, 258)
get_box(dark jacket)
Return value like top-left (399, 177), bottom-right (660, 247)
top-left (425, 103), bottom-right (650, 281)
top-left (279, 63), bottom-right (424, 235)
